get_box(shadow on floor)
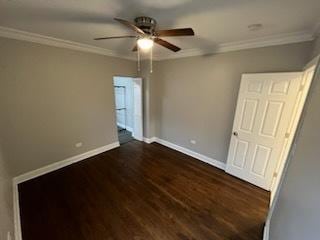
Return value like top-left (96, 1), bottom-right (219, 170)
top-left (117, 127), bottom-right (133, 144)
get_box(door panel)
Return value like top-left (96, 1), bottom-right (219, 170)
top-left (259, 101), bottom-right (284, 137)
top-left (248, 79), bottom-right (263, 93)
top-left (251, 145), bottom-right (271, 177)
top-left (240, 99), bottom-right (258, 132)
top-left (226, 73), bottom-right (303, 190)
top-left (232, 139), bottom-right (249, 169)
top-left (269, 79), bottom-right (290, 95)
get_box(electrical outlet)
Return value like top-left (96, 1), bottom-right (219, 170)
top-left (75, 142), bottom-right (83, 148)
top-left (190, 140), bottom-right (196, 145)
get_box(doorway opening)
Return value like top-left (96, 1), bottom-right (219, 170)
top-left (113, 76), bottom-right (143, 144)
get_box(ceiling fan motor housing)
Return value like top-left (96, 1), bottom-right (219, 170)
top-left (94, 17), bottom-right (193, 53)
top-left (134, 16), bottom-right (157, 35)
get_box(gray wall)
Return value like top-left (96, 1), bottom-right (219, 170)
top-left (0, 37), bottom-right (137, 176)
top-left (269, 60), bottom-right (320, 240)
top-left (139, 60), bottom-right (158, 138)
top-left (0, 36), bottom-right (136, 239)
top-left (153, 42), bottom-right (313, 163)
top-left (0, 36), bottom-right (316, 240)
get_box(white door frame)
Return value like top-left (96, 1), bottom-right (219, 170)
top-left (269, 63), bottom-right (316, 203)
top-left (132, 77), bottom-right (143, 141)
top-left (113, 76), bottom-right (143, 142)
top-left (263, 56), bottom-right (319, 240)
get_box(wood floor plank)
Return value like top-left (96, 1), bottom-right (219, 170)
top-left (19, 141), bottom-right (269, 240)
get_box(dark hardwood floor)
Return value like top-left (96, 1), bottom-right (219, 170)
top-left (19, 141), bottom-right (270, 240)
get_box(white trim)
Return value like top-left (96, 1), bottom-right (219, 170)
top-left (117, 123), bottom-right (133, 132)
top-left (13, 182), bottom-right (22, 240)
top-left (132, 78), bottom-right (144, 141)
top-left (154, 31), bottom-right (314, 60)
top-left (0, 26), bottom-right (135, 60)
top-left (12, 141), bottom-right (119, 240)
top-left (144, 137), bottom-right (226, 171)
top-left (270, 65), bottom-right (316, 204)
top-left (0, 26), bottom-right (315, 61)
top-left (143, 136), bottom-right (157, 144)
top-left (127, 126), bottom-right (133, 132)
top-left (155, 138), bottom-right (226, 170)
top-left (13, 142), bottom-right (119, 184)
top-left (263, 219), bottom-right (270, 240)
top-left (263, 60), bottom-right (319, 239)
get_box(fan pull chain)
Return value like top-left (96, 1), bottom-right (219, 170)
top-left (137, 46), bottom-right (141, 72)
top-left (150, 46), bottom-right (153, 73)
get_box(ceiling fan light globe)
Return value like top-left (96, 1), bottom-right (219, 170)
top-left (137, 38), bottom-right (154, 50)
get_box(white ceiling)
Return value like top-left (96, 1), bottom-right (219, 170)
top-left (0, 0), bottom-right (320, 59)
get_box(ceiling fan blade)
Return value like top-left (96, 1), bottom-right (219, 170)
top-left (155, 28), bottom-right (194, 37)
top-left (132, 44), bottom-right (138, 52)
top-left (94, 36), bottom-right (136, 40)
top-left (154, 38), bottom-right (181, 52)
top-left (114, 18), bottom-right (145, 35)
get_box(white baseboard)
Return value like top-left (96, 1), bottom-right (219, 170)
top-left (12, 139), bottom-right (225, 239)
top-left (263, 219), bottom-right (270, 240)
top-left (13, 142), bottom-right (119, 184)
top-left (155, 138), bottom-right (226, 170)
top-left (12, 141), bottom-right (119, 240)
top-left (117, 123), bottom-right (133, 132)
top-left (143, 136), bottom-right (157, 144)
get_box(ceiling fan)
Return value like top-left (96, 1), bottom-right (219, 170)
top-left (94, 16), bottom-right (195, 52)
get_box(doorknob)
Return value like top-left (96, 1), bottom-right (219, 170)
top-left (233, 131), bottom-right (239, 137)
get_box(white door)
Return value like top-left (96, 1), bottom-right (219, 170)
top-left (226, 72), bottom-right (303, 190)
top-left (132, 78), bottom-right (143, 141)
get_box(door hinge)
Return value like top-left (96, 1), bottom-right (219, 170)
top-left (273, 172), bottom-right (278, 178)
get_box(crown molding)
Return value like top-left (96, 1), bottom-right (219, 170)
top-left (153, 31), bottom-right (315, 60)
top-left (0, 26), bottom-right (136, 60)
top-left (217, 31), bottom-right (314, 52)
top-left (0, 26), bottom-right (316, 61)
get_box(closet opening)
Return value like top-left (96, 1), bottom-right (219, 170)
top-left (113, 76), bottom-right (143, 144)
